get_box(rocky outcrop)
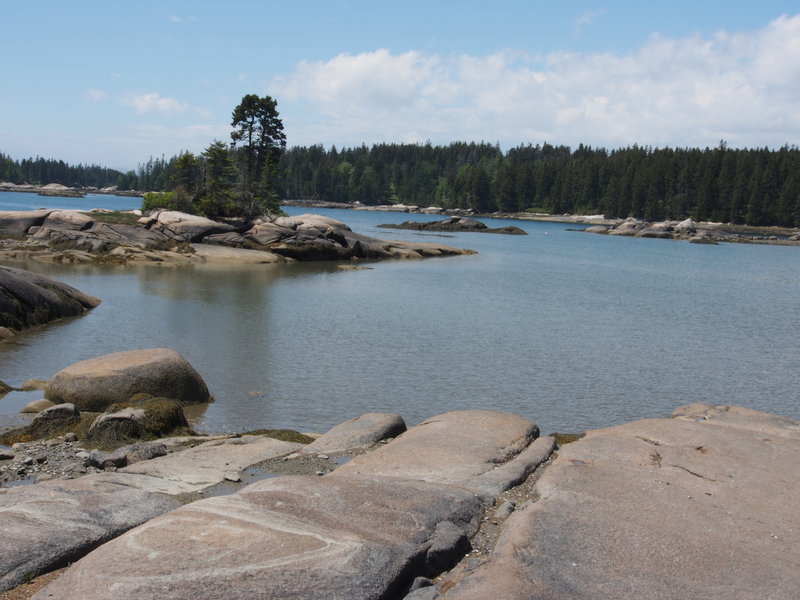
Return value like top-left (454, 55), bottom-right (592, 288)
top-left (586, 218), bottom-right (800, 246)
top-left (439, 404), bottom-right (800, 599)
top-left (333, 410), bottom-right (544, 497)
top-left (29, 409), bottom-right (550, 600)
top-left (37, 183), bottom-right (83, 197)
top-left (0, 476), bottom-right (180, 591)
top-left (0, 210), bottom-right (52, 235)
top-left (36, 475), bottom-right (481, 600)
top-left (301, 412), bottom-right (407, 454)
top-left (0, 210), bottom-right (476, 264)
top-left (45, 349), bottom-right (212, 412)
top-left (149, 210), bottom-right (236, 242)
top-left (378, 217), bottom-right (527, 235)
top-left (3, 405), bottom-right (795, 599)
top-left (0, 266), bottom-right (100, 336)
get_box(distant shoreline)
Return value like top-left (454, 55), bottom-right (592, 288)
top-left (0, 183), bottom-right (142, 198)
top-left (280, 199), bottom-right (800, 242)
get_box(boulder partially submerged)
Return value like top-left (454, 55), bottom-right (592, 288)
top-left (45, 348), bottom-right (212, 412)
top-left (0, 265), bottom-right (100, 337)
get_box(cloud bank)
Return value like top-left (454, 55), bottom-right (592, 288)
top-left (274, 14), bottom-right (800, 150)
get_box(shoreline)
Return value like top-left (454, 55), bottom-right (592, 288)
top-left (1, 404), bottom-right (797, 599)
top-left (281, 199), bottom-right (800, 244)
top-left (0, 184), bottom-right (141, 199)
top-left (0, 209), bottom-right (476, 267)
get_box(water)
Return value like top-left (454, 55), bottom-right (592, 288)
top-left (1, 193), bottom-right (798, 435)
top-left (0, 190), bottom-right (140, 212)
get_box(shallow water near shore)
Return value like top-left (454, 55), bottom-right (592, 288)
top-left (1, 197), bottom-right (799, 435)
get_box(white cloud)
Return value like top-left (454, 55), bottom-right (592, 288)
top-left (272, 14), bottom-right (800, 150)
top-left (85, 89), bottom-right (108, 102)
top-left (122, 92), bottom-right (190, 115)
top-left (574, 9), bottom-right (605, 36)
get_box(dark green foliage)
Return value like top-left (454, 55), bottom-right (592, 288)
top-left (0, 152), bottom-right (125, 188)
top-left (277, 142), bottom-right (800, 227)
top-left (230, 94), bottom-right (287, 218)
top-left (193, 141), bottom-right (237, 219)
top-left (5, 136), bottom-right (800, 227)
top-left (141, 191), bottom-right (179, 212)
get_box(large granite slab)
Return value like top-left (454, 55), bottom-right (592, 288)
top-left (440, 404), bottom-right (800, 599)
top-left (0, 476), bottom-right (179, 591)
top-left (33, 475), bottom-right (482, 600)
top-left (334, 410), bottom-right (548, 496)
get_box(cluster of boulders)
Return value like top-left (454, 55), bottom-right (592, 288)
top-left (1, 349), bottom-right (210, 459)
top-left (0, 209), bottom-right (475, 265)
top-left (585, 218), bottom-right (800, 245)
top-left (378, 216), bottom-right (527, 235)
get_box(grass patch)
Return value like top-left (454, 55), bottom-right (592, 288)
top-left (241, 428), bottom-right (314, 444)
top-left (550, 432), bottom-right (585, 447)
top-left (81, 211), bottom-right (141, 225)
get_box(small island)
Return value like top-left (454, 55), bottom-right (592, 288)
top-left (0, 209), bottom-right (476, 266)
top-left (378, 216), bottom-right (527, 235)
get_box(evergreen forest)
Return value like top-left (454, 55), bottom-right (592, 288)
top-left (3, 141), bottom-right (799, 227)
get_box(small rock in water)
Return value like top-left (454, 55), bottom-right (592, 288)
top-left (224, 471), bottom-right (241, 482)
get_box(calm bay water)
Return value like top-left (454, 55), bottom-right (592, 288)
top-left (1, 190), bottom-right (798, 435)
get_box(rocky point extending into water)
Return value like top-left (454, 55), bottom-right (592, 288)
top-left (0, 209), bottom-right (475, 266)
top-left (0, 266), bottom-right (100, 341)
top-left (582, 217), bottom-right (800, 246)
top-left (378, 216), bottom-right (527, 235)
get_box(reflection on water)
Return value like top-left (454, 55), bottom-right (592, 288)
top-left (1, 207), bottom-right (799, 436)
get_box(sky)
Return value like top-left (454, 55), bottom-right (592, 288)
top-left (2, 1), bottom-right (800, 171)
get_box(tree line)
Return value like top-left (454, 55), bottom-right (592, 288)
top-left (277, 141), bottom-right (800, 227)
top-left (0, 152), bottom-right (124, 189)
top-left (3, 138), bottom-right (799, 227)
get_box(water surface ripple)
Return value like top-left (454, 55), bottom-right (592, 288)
top-left (1, 199), bottom-right (798, 435)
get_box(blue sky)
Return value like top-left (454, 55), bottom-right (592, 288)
top-left (2, 1), bottom-right (800, 171)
